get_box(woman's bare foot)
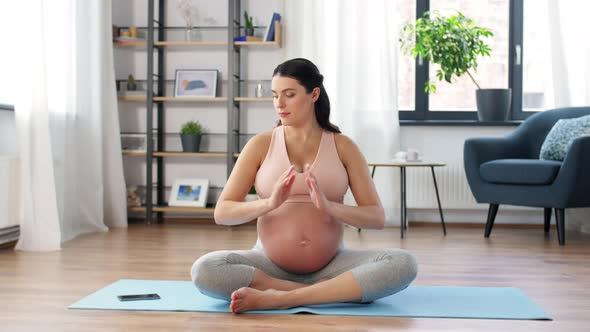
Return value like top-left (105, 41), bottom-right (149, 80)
top-left (229, 287), bottom-right (288, 313)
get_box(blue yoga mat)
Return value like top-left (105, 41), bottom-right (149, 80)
top-left (69, 279), bottom-right (551, 320)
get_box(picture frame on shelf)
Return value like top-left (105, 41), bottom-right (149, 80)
top-left (169, 178), bottom-right (209, 207)
top-left (121, 134), bottom-right (156, 152)
top-left (174, 69), bottom-right (218, 98)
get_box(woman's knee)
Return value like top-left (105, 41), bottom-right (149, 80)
top-left (388, 249), bottom-right (418, 285)
top-left (353, 249), bottom-right (419, 302)
top-left (190, 250), bottom-right (256, 300)
top-left (191, 251), bottom-right (230, 293)
top-left (191, 252), bottom-right (215, 286)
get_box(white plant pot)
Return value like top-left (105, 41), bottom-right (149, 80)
top-left (244, 194), bottom-right (258, 202)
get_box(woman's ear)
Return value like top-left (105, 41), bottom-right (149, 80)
top-left (311, 87), bottom-right (320, 103)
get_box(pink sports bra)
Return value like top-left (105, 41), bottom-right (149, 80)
top-left (254, 125), bottom-right (349, 203)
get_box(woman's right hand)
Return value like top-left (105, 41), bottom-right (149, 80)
top-left (266, 165), bottom-right (296, 210)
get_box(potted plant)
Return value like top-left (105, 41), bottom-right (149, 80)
top-left (180, 120), bottom-right (203, 152)
top-left (245, 186), bottom-right (258, 202)
top-left (400, 11), bottom-right (510, 121)
top-left (127, 74), bottom-right (137, 91)
top-left (244, 11), bottom-right (254, 36)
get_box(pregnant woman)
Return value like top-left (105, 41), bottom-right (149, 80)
top-left (191, 58), bottom-right (417, 313)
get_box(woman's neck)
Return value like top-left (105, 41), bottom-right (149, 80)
top-left (283, 121), bottom-right (322, 143)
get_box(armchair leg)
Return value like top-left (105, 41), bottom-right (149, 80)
top-left (484, 204), bottom-right (499, 238)
top-left (554, 208), bottom-right (566, 246)
top-left (544, 208), bottom-right (552, 233)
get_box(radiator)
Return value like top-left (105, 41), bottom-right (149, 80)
top-left (405, 162), bottom-right (479, 209)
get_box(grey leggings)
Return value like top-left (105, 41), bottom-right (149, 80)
top-left (191, 247), bottom-right (418, 303)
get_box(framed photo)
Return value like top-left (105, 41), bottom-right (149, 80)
top-left (121, 134), bottom-right (156, 152)
top-left (169, 179), bottom-right (209, 207)
top-left (174, 69), bottom-right (218, 98)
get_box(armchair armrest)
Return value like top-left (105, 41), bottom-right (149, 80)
top-left (553, 136), bottom-right (590, 206)
top-left (463, 135), bottom-right (529, 197)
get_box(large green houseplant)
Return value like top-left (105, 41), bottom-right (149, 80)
top-left (400, 11), bottom-right (511, 121)
top-left (180, 120), bottom-right (203, 152)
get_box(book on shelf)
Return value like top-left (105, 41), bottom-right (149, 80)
top-left (233, 35), bottom-right (263, 42)
top-left (263, 12), bottom-right (281, 42)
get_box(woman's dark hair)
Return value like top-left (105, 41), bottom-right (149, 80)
top-left (272, 58), bottom-right (340, 133)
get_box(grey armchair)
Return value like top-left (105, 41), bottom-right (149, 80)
top-left (464, 107), bottom-right (590, 245)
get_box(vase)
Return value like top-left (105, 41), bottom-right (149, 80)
top-left (181, 134), bottom-right (202, 152)
top-left (184, 26), bottom-right (194, 41)
top-left (476, 89), bottom-right (512, 122)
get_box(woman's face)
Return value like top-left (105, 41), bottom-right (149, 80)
top-left (271, 75), bottom-right (319, 127)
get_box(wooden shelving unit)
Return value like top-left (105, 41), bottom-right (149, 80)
top-left (118, 0), bottom-right (281, 224)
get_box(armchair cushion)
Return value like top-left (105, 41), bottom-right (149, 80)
top-left (480, 159), bottom-right (562, 185)
top-left (540, 114), bottom-right (590, 161)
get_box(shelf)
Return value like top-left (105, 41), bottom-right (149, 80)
top-left (122, 151), bottom-right (147, 157)
top-left (128, 206), bottom-right (215, 213)
top-left (153, 152), bottom-right (227, 157)
top-left (114, 22), bottom-right (281, 49)
top-left (115, 41), bottom-right (280, 48)
top-left (235, 22), bottom-right (282, 47)
top-left (234, 97), bottom-right (273, 102)
top-left (118, 96), bottom-right (147, 101)
top-left (155, 41), bottom-right (226, 47)
top-left (114, 41), bottom-right (147, 47)
top-left (118, 96), bottom-right (228, 102)
top-left (153, 97), bottom-right (227, 102)
top-left (123, 151), bottom-right (229, 158)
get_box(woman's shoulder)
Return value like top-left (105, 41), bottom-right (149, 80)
top-left (241, 129), bottom-right (274, 161)
top-left (333, 132), bottom-right (357, 151)
top-left (333, 133), bottom-right (364, 162)
top-left (249, 129), bottom-right (273, 147)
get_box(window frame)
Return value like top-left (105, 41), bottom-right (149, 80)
top-left (399, 0), bottom-right (531, 122)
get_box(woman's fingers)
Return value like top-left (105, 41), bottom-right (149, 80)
top-left (280, 165), bottom-right (295, 181)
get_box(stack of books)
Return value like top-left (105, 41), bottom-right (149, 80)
top-left (0, 225), bottom-right (19, 247)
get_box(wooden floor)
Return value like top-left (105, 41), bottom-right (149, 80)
top-left (2, 222), bottom-right (590, 331)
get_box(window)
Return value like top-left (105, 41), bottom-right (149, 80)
top-left (429, 0), bottom-right (509, 112)
top-left (399, 0), bottom-right (527, 122)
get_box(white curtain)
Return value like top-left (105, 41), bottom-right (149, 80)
top-left (10, 0), bottom-right (126, 251)
top-left (546, 1), bottom-right (590, 108)
top-left (283, 0), bottom-right (402, 225)
top-left (546, 1), bottom-right (590, 233)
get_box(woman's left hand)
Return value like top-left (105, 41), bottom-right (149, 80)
top-left (305, 164), bottom-right (333, 213)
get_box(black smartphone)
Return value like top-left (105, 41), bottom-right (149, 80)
top-left (117, 293), bottom-right (161, 301)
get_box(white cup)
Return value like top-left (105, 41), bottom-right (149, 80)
top-left (395, 151), bottom-right (407, 160)
top-left (407, 149), bottom-right (420, 161)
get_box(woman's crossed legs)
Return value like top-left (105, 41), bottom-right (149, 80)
top-left (191, 248), bottom-right (417, 313)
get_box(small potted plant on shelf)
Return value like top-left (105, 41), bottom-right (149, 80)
top-left (245, 186), bottom-right (258, 202)
top-left (400, 11), bottom-right (509, 121)
top-left (127, 74), bottom-right (138, 91)
top-left (244, 11), bottom-right (254, 36)
top-left (180, 120), bottom-right (203, 152)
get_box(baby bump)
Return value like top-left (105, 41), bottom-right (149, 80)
top-left (258, 203), bottom-right (344, 273)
